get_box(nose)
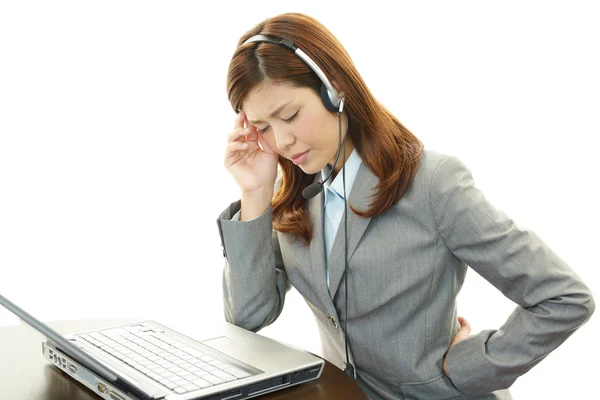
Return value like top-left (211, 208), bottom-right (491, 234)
top-left (272, 126), bottom-right (295, 151)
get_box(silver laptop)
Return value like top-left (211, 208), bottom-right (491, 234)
top-left (0, 293), bottom-right (324, 400)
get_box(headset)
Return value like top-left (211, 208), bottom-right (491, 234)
top-left (241, 34), bottom-right (356, 379)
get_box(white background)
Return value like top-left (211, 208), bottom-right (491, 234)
top-left (1, 1), bottom-right (598, 398)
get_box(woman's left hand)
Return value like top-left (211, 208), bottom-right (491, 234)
top-left (443, 316), bottom-right (471, 378)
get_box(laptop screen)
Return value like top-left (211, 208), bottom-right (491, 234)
top-left (0, 293), bottom-right (154, 400)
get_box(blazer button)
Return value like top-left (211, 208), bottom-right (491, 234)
top-left (330, 316), bottom-right (338, 328)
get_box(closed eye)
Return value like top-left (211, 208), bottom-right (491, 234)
top-left (284, 112), bottom-right (299, 122)
top-left (258, 112), bottom-right (299, 134)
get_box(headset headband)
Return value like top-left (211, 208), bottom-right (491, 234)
top-left (242, 34), bottom-right (343, 112)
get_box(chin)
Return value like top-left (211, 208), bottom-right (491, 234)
top-left (298, 162), bottom-right (322, 176)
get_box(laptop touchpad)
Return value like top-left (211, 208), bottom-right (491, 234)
top-left (202, 336), bottom-right (248, 355)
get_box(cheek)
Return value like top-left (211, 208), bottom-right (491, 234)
top-left (294, 118), bottom-right (319, 143)
top-left (259, 135), bottom-right (277, 152)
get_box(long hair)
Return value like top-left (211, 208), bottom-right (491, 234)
top-left (226, 13), bottom-right (424, 245)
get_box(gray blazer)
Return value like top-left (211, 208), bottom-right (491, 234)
top-left (216, 149), bottom-right (595, 399)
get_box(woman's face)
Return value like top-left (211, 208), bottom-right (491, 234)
top-left (241, 81), bottom-right (352, 175)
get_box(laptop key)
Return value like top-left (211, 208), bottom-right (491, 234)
top-left (179, 372), bottom-right (195, 380)
top-left (193, 369), bottom-right (212, 376)
top-left (179, 362), bottom-right (194, 370)
top-left (182, 348), bottom-right (206, 358)
top-left (174, 387), bottom-right (187, 394)
top-left (164, 382), bottom-right (178, 390)
top-left (208, 360), bottom-right (227, 368)
top-left (182, 383), bottom-right (199, 392)
top-left (210, 370), bottom-right (237, 382)
top-left (191, 378), bottom-right (212, 388)
top-left (158, 378), bottom-right (171, 386)
top-left (202, 374), bottom-right (224, 385)
top-left (103, 329), bottom-right (124, 337)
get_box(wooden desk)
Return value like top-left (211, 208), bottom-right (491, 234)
top-left (0, 320), bottom-right (367, 399)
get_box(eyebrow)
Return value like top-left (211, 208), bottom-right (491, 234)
top-left (247, 100), bottom-right (293, 124)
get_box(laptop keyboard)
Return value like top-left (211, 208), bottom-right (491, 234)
top-left (77, 323), bottom-right (253, 394)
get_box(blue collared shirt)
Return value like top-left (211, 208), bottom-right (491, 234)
top-left (322, 149), bottom-right (363, 294)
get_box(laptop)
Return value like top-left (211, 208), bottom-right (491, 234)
top-left (0, 293), bottom-right (324, 400)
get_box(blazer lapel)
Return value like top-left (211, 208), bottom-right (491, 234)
top-left (327, 162), bottom-right (378, 298)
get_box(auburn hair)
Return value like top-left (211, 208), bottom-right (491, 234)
top-left (226, 12), bottom-right (423, 245)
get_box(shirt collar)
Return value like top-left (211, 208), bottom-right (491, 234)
top-left (321, 148), bottom-right (362, 203)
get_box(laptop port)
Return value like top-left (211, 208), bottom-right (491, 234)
top-left (108, 391), bottom-right (126, 400)
top-left (97, 383), bottom-right (108, 394)
top-left (68, 365), bottom-right (77, 374)
top-left (248, 375), bottom-right (291, 397)
top-left (221, 389), bottom-right (242, 400)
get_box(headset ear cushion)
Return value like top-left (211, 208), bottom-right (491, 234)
top-left (320, 83), bottom-right (338, 113)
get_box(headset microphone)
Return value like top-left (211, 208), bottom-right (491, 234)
top-left (301, 181), bottom-right (325, 200)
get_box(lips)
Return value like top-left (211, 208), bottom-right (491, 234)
top-left (291, 150), bottom-right (309, 161)
top-left (290, 150), bottom-right (310, 166)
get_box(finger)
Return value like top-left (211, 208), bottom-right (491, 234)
top-left (225, 141), bottom-right (249, 155)
top-left (233, 109), bottom-right (246, 130)
top-left (462, 318), bottom-right (472, 336)
top-left (453, 317), bottom-right (471, 343)
top-left (227, 126), bottom-right (251, 143)
top-left (224, 142), bottom-right (250, 168)
top-left (245, 126), bottom-right (260, 143)
top-left (454, 329), bottom-right (470, 343)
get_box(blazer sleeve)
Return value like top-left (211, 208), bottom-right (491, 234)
top-left (216, 200), bottom-right (291, 332)
top-left (431, 155), bottom-right (595, 396)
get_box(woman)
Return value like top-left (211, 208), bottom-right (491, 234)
top-left (216, 12), bottom-right (594, 399)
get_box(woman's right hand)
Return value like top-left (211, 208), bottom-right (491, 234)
top-left (224, 110), bottom-right (279, 195)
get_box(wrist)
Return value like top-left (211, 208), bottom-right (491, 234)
top-left (240, 188), bottom-right (273, 221)
top-left (241, 186), bottom-right (274, 199)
